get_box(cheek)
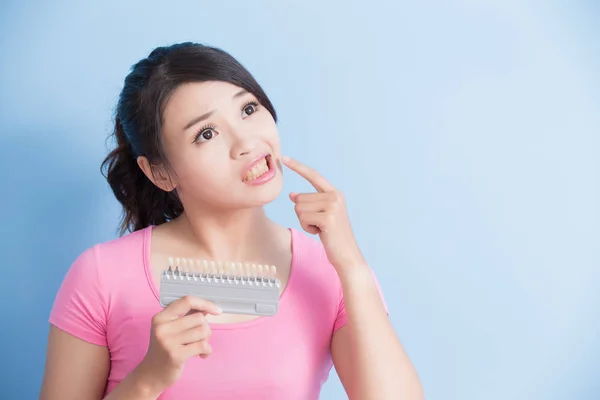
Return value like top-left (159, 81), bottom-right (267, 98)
top-left (265, 130), bottom-right (281, 152)
top-left (256, 112), bottom-right (280, 147)
top-left (173, 152), bottom-right (227, 189)
top-left (266, 131), bottom-right (282, 165)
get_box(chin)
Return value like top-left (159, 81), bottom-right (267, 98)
top-left (243, 176), bottom-right (283, 207)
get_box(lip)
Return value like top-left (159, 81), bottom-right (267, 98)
top-left (242, 153), bottom-right (276, 185)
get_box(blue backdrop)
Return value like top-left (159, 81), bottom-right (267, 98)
top-left (1, 1), bottom-right (598, 399)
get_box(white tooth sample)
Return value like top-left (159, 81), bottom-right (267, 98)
top-left (236, 262), bottom-right (243, 276)
top-left (168, 257), bottom-right (174, 267)
top-left (257, 264), bottom-right (264, 278)
top-left (181, 258), bottom-right (188, 273)
top-left (271, 265), bottom-right (277, 278)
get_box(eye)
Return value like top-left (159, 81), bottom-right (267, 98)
top-left (242, 101), bottom-right (259, 117)
top-left (193, 124), bottom-right (218, 143)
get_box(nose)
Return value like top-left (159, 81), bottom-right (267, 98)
top-left (229, 131), bottom-right (259, 159)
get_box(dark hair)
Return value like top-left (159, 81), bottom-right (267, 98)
top-left (101, 42), bottom-right (277, 235)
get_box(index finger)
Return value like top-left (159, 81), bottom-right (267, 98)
top-left (281, 156), bottom-right (335, 192)
top-left (159, 295), bottom-right (222, 321)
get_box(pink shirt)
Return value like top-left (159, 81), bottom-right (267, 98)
top-left (49, 226), bottom-right (385, 399)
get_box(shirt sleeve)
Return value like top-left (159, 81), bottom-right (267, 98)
top-left (333, 267), bottom-right (389, 334)
top-left (48, 245), bottom-right (108, 346)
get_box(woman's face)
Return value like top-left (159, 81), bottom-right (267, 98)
top-left (158, 80), bottom-right (283, 211)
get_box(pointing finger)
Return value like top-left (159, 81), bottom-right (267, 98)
top-left (281, 156), bottom-right (335, 193)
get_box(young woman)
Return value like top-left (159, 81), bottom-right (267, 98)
top-left (40, 42), bottom-right (423, 400)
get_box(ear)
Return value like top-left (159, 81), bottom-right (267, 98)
top-left (136, 155), bottom-right (177, 192)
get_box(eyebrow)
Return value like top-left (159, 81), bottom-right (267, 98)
top-left (183, 89), bottom-right (249, 131)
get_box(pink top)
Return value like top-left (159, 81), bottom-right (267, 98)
top-left (49, 226), bottom-right (386, 399)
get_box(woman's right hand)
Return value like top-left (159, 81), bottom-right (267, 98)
top-left (134, 295), bottom-right (222, 395)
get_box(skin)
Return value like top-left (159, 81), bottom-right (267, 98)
top-left (39, 81), bottom-right (424, 400)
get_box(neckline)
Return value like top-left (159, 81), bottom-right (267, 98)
top-left (142, 225), bottom-right (298, 330)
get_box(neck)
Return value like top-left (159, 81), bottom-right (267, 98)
top-left (174, 205), bottom-right (278, 263)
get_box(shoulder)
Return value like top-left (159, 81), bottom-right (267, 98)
top-left (290, 227), bottom-right (328, 264)
top-left (59, 226), bottom-right (151, 293)
top-left (74, 226), bottom-right (149, 269)
top-left (50, 227), bottom-right (152, 317)
top-left (92, 226), bottom-right (150, 261)
top-left (289, 227), bottom-right (341, 284)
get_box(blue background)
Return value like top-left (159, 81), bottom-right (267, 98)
top-left (1, 1), bottom-right (598, 399)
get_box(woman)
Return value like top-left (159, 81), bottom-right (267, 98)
top-left (40, 42), bottom-right (423, 400)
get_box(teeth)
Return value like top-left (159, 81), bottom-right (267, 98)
top-left (244, 157), bottom-right (269, 181)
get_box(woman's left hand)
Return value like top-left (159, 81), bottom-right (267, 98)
top-left (281, 156), bottom-right (366, 270)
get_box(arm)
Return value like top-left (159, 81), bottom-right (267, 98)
top-left (40, 246), bottom-right (164, 400)
top-left (39, 325), bottom-right (109, 400)
top-left (331, 266), bottom-right (424, 400)
top-left (39, 325), bottom-right (158, 400)
top-left (279, 155), bottom-right (424, 398)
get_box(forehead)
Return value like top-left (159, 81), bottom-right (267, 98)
top-left (166, 80), bottom-right (244, 114)
top-left (162, 80), bottom-right (246, 129)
